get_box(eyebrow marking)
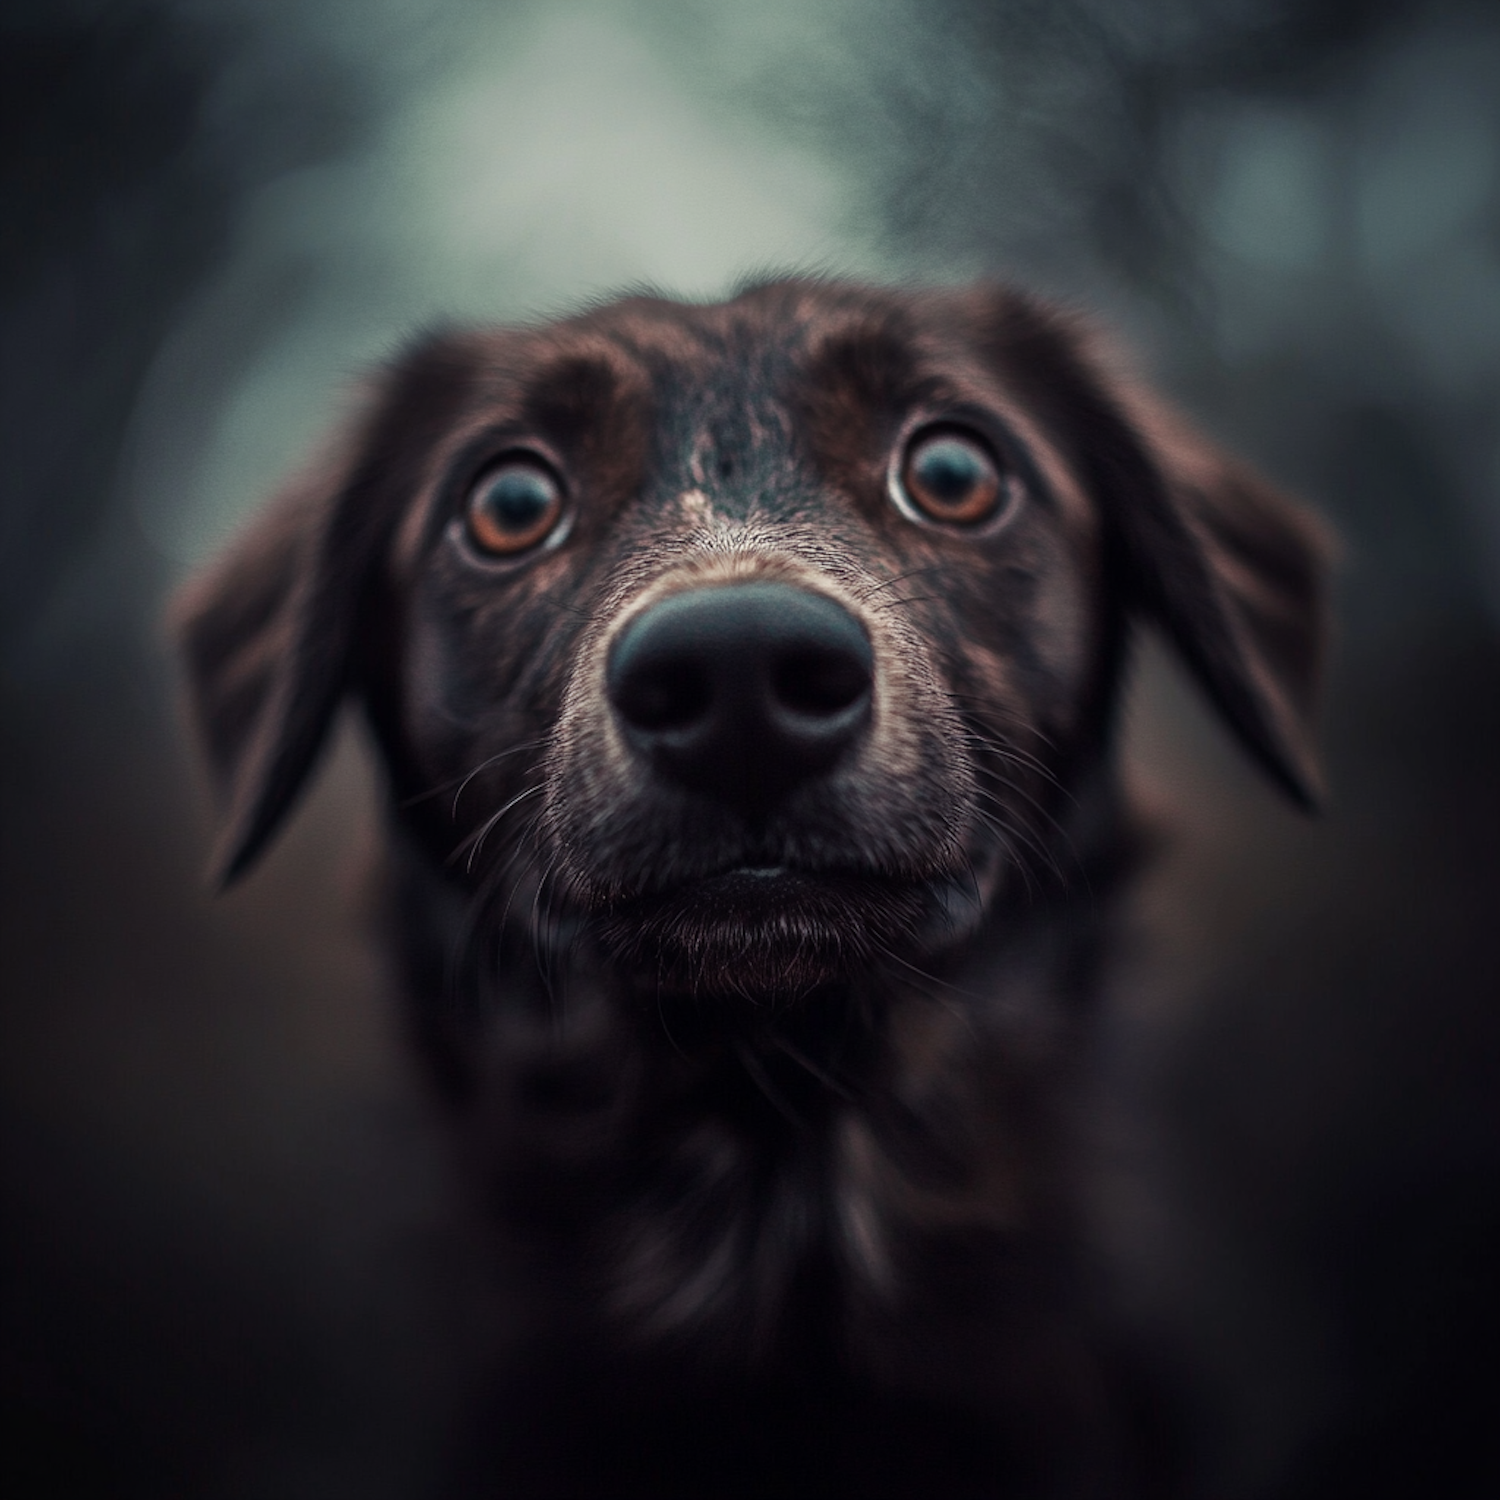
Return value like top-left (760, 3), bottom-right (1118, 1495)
top-left (678, 487), bottom-right (718, 525)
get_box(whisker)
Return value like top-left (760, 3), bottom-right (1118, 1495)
top-left (966, 757), bottom-right (1073, 839)
top-left (453, 784), bottom-right (547, 873)
top-left (945, 693), bottom-right (1062, 755)
top-left (955, 719), bottom-right (1057, 769)
top-left (869, 593), bottom-right (944, 616)
top-left (971, 794), bottom-right (1069, 890)
top-left (736, 1043), bottom-right (806, 1131)
top-left (397, 738), bottom-right (550, 811)
top-left (489, 814), bottom-right (551, 937)
top-left (867, 939), bottom-right (967, 1002)
top-left (449, 740), bottom-right (550, 819)
top-left (529, 853), bottom-right (564, 1005)
top-left (954, 723), bottom-right (1068, 793)
top-left (771, 1035), bottom-right (857, 1104)
top-left (970, 773), bottom-right (1079, 882)
top-left (854, 564), bottom-right (953, 604)
top-left (868, 942), bottom-right (977, 1033)
top-left (441, 802), bottom-right (554, 1012)
top-left (655, 983), bottom-right (688, 1060)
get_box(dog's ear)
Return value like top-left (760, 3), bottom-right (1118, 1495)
top-left (1111, 392), bottom-right (1333, 807)
top-left (982, 293), bottom-right (1333, 807)
top-left (174, 336), bottom-right (479, 885)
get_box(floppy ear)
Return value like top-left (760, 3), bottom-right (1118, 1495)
top-left (982, 292), bottom-right (1333, 808)
top-left (174, 335), bottom-right (479, 885)
top-left (1109, 391), bottom-right (1333, 807)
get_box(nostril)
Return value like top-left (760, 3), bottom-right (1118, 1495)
top-left (606, 582), bottom-right (874, 809)
top-left (772, 647), bottom-right (871, 717)
top-left (614, 655), bottom-right (712, 733)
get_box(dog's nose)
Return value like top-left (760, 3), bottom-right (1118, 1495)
top-left (607, 582), bottom-right (874, 811)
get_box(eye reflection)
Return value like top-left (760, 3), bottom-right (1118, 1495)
top-left (898, 428), bottom-right (1006, 526)
top-left (464, 457), bottom-right (565, 555)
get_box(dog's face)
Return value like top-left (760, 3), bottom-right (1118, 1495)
top-left (384, 285), bottom-right (1115, 1000)
top-left (178, 279), bottom-right (1328, 1009)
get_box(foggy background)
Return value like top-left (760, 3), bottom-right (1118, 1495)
top-left (3, 0), bottom-right (1497, 1494)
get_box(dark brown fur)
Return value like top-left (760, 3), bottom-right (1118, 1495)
top-left (176, 278), bottom-right (1330, 1497)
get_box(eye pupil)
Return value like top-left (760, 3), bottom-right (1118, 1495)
top-left (915, 440), bottom-right (982, 503)
top-left (465, 457), bottom-right (563, 555)
top-left (899, 428), bottom-right (1006, 526)
top-left (487, 471), bottom-right (550, 529)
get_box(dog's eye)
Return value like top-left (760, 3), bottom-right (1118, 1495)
top-left (465, 458), bottom-right (565, 555)
top-left (898, 429), bottom-right (1006, 526)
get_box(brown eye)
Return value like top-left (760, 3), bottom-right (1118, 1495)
top-left (898, 428), bottom-right (1006, 526)
top-left (464, 457), bottom-right (565, 555)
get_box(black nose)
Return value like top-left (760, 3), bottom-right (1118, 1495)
top-left (607, 582), bottom-right (874, 812)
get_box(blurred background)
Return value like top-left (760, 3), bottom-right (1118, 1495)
top-left (3, 0), bottom-right (1497, 1494)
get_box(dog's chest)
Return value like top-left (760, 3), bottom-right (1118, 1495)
top-left (427, 891), bottom-right (1091, 1381)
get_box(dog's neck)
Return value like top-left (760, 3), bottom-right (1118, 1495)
top-left (376, 759), bottom-right (1137, 1379)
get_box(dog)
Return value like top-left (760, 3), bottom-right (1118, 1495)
top-left (176, 278), bottom-right (1329, 1497)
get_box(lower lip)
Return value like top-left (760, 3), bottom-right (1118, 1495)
top-left (656, 866), bottom-right (815, 912)
top-left (698, 866), bottom-right (801, 895)
top-left (619, 867), bottom-right (887, 915)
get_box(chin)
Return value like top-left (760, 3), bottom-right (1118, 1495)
top-left (597, 867), bottom-right (934, 1005)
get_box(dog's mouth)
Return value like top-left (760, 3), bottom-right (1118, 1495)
top-left (595, 862), bottom-right (938, 1002)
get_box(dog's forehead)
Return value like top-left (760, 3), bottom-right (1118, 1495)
top-left (536, 287), bottom-right (893, 430)
top-left (499, 284), bottom-right (1026, 504)
top-left (601, 295), bottom-right (816, 516)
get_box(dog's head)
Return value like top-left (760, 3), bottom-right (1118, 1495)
top-left (177, 279), bottom-right (1329, 1005)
